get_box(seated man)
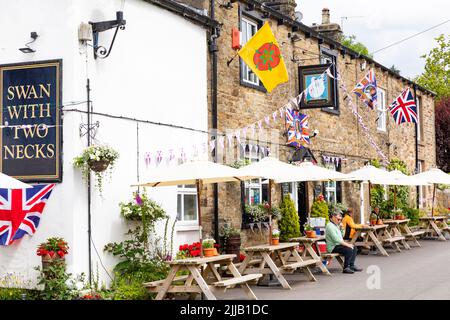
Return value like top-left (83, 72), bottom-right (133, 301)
top-left (342, 208), bottom-right (368, 241)
top-left (325, 209), bottom-right (363, 274)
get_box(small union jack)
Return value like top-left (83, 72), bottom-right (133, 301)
top-left (389, 88), bottom-right (418, 125)
top-left (0, 184), bottom-right (55, 246)
top-left (352, 69), bottom-right (378, 109)
top-left (285, 108), bottom-right (310, 148)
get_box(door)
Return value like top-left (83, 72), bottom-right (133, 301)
top-left (297, 182), bottom-right (308, 233)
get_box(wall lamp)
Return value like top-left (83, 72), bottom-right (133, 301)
top-left (19, 32), bottom-right (38, 53)
top-left (89, 11), bottom-right (126, 59)
top-left (288, 33), bottom-right (302, 42)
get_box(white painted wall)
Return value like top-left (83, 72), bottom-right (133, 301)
top-left (0, 0), bottom-right (208, 287)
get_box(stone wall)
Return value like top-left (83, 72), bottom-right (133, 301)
top-left (200, 1), bottom-right (437, 242)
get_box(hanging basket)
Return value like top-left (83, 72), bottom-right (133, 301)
top-left (88, 160), bottom-right (110, 172)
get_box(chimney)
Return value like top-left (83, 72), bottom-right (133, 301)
top-left (322, 8), bottom-right (330, 24)
top-left (259, 0), bottom-right (297, 20)
top-left (311, 8), bottom-right (343, 42)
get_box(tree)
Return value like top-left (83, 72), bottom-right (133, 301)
top-left (340, 35), bottom-right (373, 58)
top-left (436, 97), bottom-right (450, 172)
top-left (278, 195), bottom-right (300, 241)
top-left (416, 34), bottom-right (450, 100)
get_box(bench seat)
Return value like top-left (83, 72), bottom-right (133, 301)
top-left (212, 274), bottom-right (262, 287)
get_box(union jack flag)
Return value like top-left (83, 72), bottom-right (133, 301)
top-left (352, 69), bottom-right (378, 109)
top-left (0, 184), bottom-right (55, 246)
top-left (285, 108), bottom-right (309, 148)
top-left (389, 88), bottom-right (418, 125)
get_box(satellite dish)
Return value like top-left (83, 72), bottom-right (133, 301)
top-left (295, 11), bottom-right (303, 22)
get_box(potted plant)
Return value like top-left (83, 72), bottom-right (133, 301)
top-left (202, 238), bottom-right (216, 257)
top-left (370, 214), bottom-right (378, 226)
top-left (73, 145), bottom-right (119, 195)
top-left (393, 209), bottom-right (405, 220)
top-left (220, 224), bottom-right (241, 262)
top-left (244, 204), bottom-right (268, 232)
top-left (272, 229), bottom-right (280, 245)
top-left (36, 237), bottom-right (69, 271)
top-left (304, 224), bottom-right (316, 238)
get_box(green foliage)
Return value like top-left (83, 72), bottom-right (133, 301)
top-left (0, 287), bottom-right (27, 300)
top-left (278, 195), bottom-right (300, 241)
top-left (328, 202), bottom-right (348, 215)
top-left (310, 198), bottom-right (329, 223)
top-left (403, 207), bottom-right (420, 226)
top-left (340, 35), bottom-right (372, 58)
top-left (202, 239), bottom-right (215, 249)
top-left (229, 159), bottom-right (251, 169)
top-left (416, 34), bottom-right (450, 100)
top-left (244, 204), bottom-right (268, 222)
top-left (120, 191), bottom-right (167, 222)
top-left (35, 262), bottom-right (84, 300)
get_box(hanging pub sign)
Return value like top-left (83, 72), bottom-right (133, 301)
top-left (298, 64), bottom-right (336, 109)
top-left (0, 60), bottom-right (62, 182)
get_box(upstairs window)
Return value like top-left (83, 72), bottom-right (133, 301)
top-left (240, 17), bottom-right (259, 86)
top-left (177, 185), bottom-right (198, 223)
top-left (377, 88), bottom-right (386, 132)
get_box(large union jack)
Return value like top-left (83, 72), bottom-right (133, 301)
top-left (352, 69), bottom-right (378, 109)
top-left (285, 108), bottom-right (310, 148)
top-left (389, 88), bottom-right (418, 125)
top-left (0, 184), bottom-right (55, 246)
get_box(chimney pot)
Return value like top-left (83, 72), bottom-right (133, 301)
top-left (322, 8), bottom-right (330, 24)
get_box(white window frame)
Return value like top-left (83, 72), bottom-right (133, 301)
top-left (243, 146), bottom-right (265, 205)
top-left (416, 96), bottom-right (422, 141)
top-left (323, 163), bottom-right (337, 204)
top-left (177, 185), bottom-right (198, 225)
top-left (240, 17), bottom-right (260, 86)
top-left (377, 88), bottom-right (387, 132)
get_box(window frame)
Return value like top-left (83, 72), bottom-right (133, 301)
top-left (321, 161), bottom-right (342, 204)
top-left (377, 87), bottom-right (387, 132)
top-left (242, 145), bottom-right (267, 205)
top-left (319, 46), bottom-right (340, 115)
top-left (238, 8), bottom-right (266, 93)
top-left (176, 184), bottom-right (198, 225)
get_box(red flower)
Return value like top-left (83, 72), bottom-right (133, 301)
top-left (48, 251), bottom-right (55, 258)
top-left (190, 250), bottom-right (200, 257)
top-left (57, 250), bottom-right (65, 258)
top-left (214, 244), bottom-right (220, 248)
top-left (240, 253), bottom-right (246, 262)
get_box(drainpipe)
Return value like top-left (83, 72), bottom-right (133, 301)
top-left (209, 0), bottom-right (220, 243)
top-left (413, 85), bottom-right (419, 208)
top-left (86, 78), bottom-right (92, 287)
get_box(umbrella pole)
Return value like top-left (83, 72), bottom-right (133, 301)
top-left (432, 184), bottom-right (436, 217)
top-left (197, 179), bottom-right (203, 257)
top-left (369, 181), bottom-right (373, 220)
top-left (394, 187), bottom-right (397, 210)
top-left (268, 179), bottom-right (273, 245)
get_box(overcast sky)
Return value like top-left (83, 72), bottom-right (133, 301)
top-left (296, 0), bottom-right (450, 79)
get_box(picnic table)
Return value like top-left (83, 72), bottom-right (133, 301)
top-left (239, 242), bottom-right (317, 290)
top-left (143, 254), bottom-right (262, 300)
top-left (350, 225), bottom-right (391, 256)
top-left (289, 235), bottom-right (331, 276)
top-left (383, 219), bottom-right (411, 250)
top-left (419, 216), bottom-right (450, 241)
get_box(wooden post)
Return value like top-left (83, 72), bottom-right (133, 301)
top-left (268, 179), bottom-right (273, 245)
top-left (197, 179), bottom-right (203, 257)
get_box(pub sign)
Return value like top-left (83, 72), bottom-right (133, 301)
top-left (0, 60), bottom-right (62, 182)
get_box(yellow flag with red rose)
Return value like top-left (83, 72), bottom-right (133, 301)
top-left (238, 22), bottom-right (289, 93)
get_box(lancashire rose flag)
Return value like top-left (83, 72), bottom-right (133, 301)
top-left (0, 184), bottom-right (55, 246)
top-left (238, 22), bottom-right (289, 93)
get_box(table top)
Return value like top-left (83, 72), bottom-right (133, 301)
top-left (169, 254), bottom-right (236, 266)
top-left (289, 235), bottom-right (326, 243)
top-left (244, 242), bottom-right (300, 252)
top-left (383, 219), bottom-right (410, 225)
top-left (355, 224), bottom-right (387, 231)
top-left (419, 216), bottom-right (446, 221)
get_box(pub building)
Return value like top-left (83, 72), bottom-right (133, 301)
top-left (0, 0), bottom-right (437, 286)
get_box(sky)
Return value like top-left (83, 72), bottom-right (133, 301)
top-left (296, 0), bottom-right (450, 79)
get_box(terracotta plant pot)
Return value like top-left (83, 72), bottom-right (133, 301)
top-left (88, 160), bottom-right (110, 172)
top-left (370, 220), bottom-right (377, 226)
top-left (203, 248), bottom-right (215, 257)
top-left (272, 238), bottom-right (279, 245)
top-left (213, 248), bottom-right (219, 256)
top-left (305, 230), bottom-right (316, 238)
top-left (377, 219), bottom-right (383, 225)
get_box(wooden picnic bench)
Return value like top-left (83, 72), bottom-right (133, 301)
top-left (320, 252), bottom-right (345, 270)
top-left (419, 216), bottom-right (449, 241)
top-left (351, 225), bottom-right (390, 256)
top-left (289, 235), bottom-right (331, 276)
top-left (143, 254), bottom-right (262, 300)
top-left (239, 242), bottom-right (317, 290)
top-left (383, 220), bottom-right (411, 250)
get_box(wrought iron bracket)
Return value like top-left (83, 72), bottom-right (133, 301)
top-left (89, 11), bottom-right (126, 59)
top-left (79, 121), bottom-right (100, 139)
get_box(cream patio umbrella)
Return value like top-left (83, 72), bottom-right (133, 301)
top-left (370, 170), bottom-right (431, 210)
top-left (410, 168), bottom-right (450, 216)
top-left (132, 160), bottom-right (258, 256)
top-left (237, 157), bottom-right (300, 244)
top-left (0, 172), bottom-right (32, 189)
top-left (274, 161), bottom-right (350, 183)
top-left (343, 165), bottom-right (395, 221)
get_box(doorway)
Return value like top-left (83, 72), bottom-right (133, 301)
top-left (297, 182), bottom-right (308, 233)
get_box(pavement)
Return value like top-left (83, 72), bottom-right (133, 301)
top-left (222, 238), bottom-right (450, 300)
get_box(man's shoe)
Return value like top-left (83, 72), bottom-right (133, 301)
top-left (343, 267), bottom-right (355, 274)
top-left (351, 265), bottom-right (363, 272)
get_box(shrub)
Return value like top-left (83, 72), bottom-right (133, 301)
top-left (310, 196), bottom-right (329, 223)
top-left (278, 195), bottom-right (300, 241)
top-left (404, 207), bottom-right (420, 226)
